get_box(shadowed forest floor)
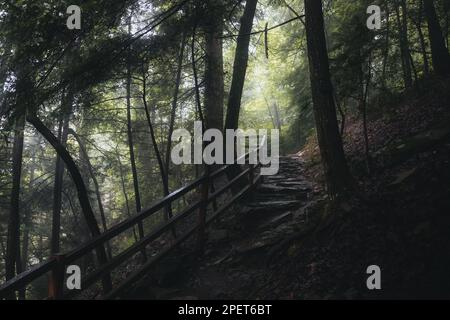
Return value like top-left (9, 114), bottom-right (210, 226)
top-left (118, 77), bottom-right (450, 300)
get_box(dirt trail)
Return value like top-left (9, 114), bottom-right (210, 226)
top-left (124, 155), bottom-right (319, 299)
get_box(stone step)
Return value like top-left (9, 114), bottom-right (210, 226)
top-left (257, 184), bottom-right (305, 193)
top-left (276, 181), bottom-right (311, 189)
top-left (241, 200), bottom-right (303, 216)
top-left (257, 211), bottom-right (293, 230)
top-left (252, 192), bottom-right (307, 202)
top-left (264, 176), bottom-right (303, 181)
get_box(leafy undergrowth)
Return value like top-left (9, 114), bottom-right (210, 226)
top-left (255, 77), bottom-right (450, 299)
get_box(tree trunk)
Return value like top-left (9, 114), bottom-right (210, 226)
top-left (5, 71), bottom-right (34, 295)
top-left (26, 114), bottom-right (112, 293)
top-left (191, 23), bottom-right (210, 191)
top-left (224, 0), bottom-right (258, 130)
top-left (381, 5), bottom-right (390, 90)
top-left (142, 76), bottom-right (172, 224)
top-left (5, 112), bottom-right (25, 287)
top-left (69, 128), bottom-right (112, 259)
top-left (222, 0), bottom-right (258, 191)
top-left (191, 24), bottom-right (205, 125)
top-left (263, 94), bottom-right (276, 129)
top-left (362, 54), bottom-right (373, 175)
top-left (414, 0), bottom-right (430, 75)
top-left (395, 0), bottom-right (413, 88)
top-left (334, 94), bottom-right (346, 137)
top-left (117, 152), bottom-right (138, 243)
top-left (205, 0), bottom-right (225, 132)
top-left (126, 16), bottom-right (145, 246)
top-left (424, 0), bottom-right (450, 76)
top-left (21, 136), bottom-right (39, 275)
top-left (203, 2), bottom-right (225, 209)
top-left (304, 0), bottom-right (352, 198)
top-left (51, 89), bottom-right (72, 255)
top-left (163, 32), bottom-right (187, 222)
top-left (273, 102), bottom-right (282, 131)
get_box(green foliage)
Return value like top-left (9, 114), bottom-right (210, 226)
top-left (0, 0), bottom-right (449, 297)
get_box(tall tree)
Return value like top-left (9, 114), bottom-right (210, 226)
top-left (5, 68), bottom-right (32, 285)
top-left (126, 15), bottom-right (145, 245)
top-left (424, 0), bottom-right (450, 75)
top-left (5, 113), bottom-right (25, 283)
top-left (21, 136), bottom-right (39, 271)
top-left (224, 0), bottom-right (258, 130)
top-left (50, 88), bottom-right (73, 254)
top-left (204, 0), bottom-right (225, 132)
top-left (69, 129), bottom-right (112, 259)
top-left (394, 0), bottom-right (413, 88)
top-left (304, 0), bottom-right (352, 198)
top-left (163, 32), bottom-right (187, 222)
top-left (411, 0), bottom-right (430, 75)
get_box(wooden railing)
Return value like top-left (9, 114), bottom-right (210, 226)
top-left (0, 137), bottom-right (266, 300)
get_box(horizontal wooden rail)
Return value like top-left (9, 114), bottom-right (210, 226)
top-left (0, 260), bottom-right (56, 299)
top-left (64, 200), bottom-right (203, 298)
top-left (0, 135), bottom-right (268, 300)
top-left (102, 173), bottom-right (262, 300)
top-left (64, 176), bottom-right (205, 263)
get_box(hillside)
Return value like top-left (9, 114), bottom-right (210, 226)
top-left (257, 76), bottom-right (450, 299)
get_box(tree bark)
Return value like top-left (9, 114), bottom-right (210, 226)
top-left (334, 94), bottom-right (346, 137)
top-left (203, 1), bottom-right (225, 207)
top-left (424, 0), bottom-right (450, 76)
top-left (304, 0), bottom-right (352, 198)
top-left (222, 0), bottom-right (258, 191)
top-left (117, 152), bottom-right (138, 243)
top-left (224, 0), bottom-right (258, 130)
top-left (191, 24), bottom-right (205, 126)
top-left (204, 0), bottom-right (225, 132)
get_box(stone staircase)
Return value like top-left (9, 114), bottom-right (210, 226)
top-left (124, 155), bottom-right (316, 300)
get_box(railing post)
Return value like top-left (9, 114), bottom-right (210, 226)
top-left (196, 173), bottom-right (209, 255)
top-left (48, 254), bottom-right (65, 300)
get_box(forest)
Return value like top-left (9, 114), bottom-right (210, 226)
top-left (0, 0), bottom-right (450, 300)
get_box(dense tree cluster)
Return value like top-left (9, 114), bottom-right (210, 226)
top-left (0, 0), bottom-right (449, 299)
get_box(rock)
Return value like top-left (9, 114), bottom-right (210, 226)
top-left (258, 211), bottom-right (293, 230)
top-left (246, 200), bottom-right (302, 210)
top-left (277, 181), bottom-right (310, 188)
top-left (258, 184), bottom-right (302, 193)
top-left (389, 167), bottom-right (417, 186)
top-left (209, 229), bottom-right (228, 242)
